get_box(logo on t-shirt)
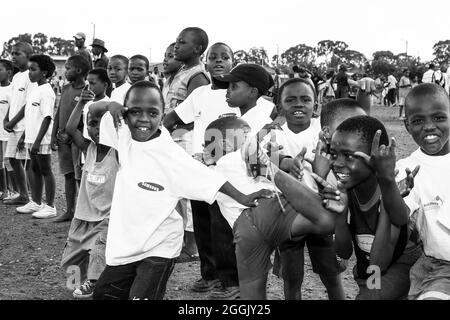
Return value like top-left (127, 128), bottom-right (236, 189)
top-left (18, 88), bottom-right (25, 92)
top-left (138, 182), bottom-right (164, 192)
top-left (32, 102), bottom-right (40, 107)
top-left (424, 195), bottom-right (444, 210)
top-left (0, 100), bottom-right (7, 104)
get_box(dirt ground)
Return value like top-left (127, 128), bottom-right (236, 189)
top-left (0, 104), bottom-right (416, 300)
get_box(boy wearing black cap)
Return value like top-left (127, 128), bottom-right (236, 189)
top-left (73, 32), bottom-right (92, 70)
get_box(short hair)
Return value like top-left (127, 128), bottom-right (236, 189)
top-left (182, 27), bottom-right (209, 55)
top-left (130, 55), bottom-right (150, 70)
top-left (67, 55), bottom-right (90, 77)
top-left (277, 77), bottom-right (317, 106)
top-left (29, 54), bottom-right (56, 79)
top-left (0, 59), bottom-right (14, 72)
top-left (88, 68), bottom-right (112, 90)
top-left (405, 83), bottom-right (449, 115)
top-left (320, 98), bottom-right (365, 127)
top-left (12, 42), bottom-right (33, 57)
top-left (206, 42), bottom-right (234, 61)
top-left (123, 80), bottom-right (165, 113)
top-left (335, 115), bottom-right (389, 149)
top-left (110, 55), bottom-right (129, 68)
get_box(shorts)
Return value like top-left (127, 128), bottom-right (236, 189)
top-left (233, 205), bottom-right (301, 284)
top-left (4, 131), bottom-right (29, 160)
top-left (0, 141), bottom-right (6, 168)
top-left (408, 253), bottom-right (450, 300)
top-left (273, 234), bottom-right (343, 279)
top-left (61, 217), bottom-right (109, 281)
top-left (58, 142), bottom-right (82, 180)
top-left (25, 143), bottom-right (51, 155)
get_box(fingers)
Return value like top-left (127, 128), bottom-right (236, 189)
top-left (298, 146), bottom-right (307, 159)
top-left (389, 137), bottom-right (396, 152)
top-left (353, 151), bottom-right (371, 164)
top-left (411, 165), bottom-right (420, 177)
top-left (371, 130), bottom-right (381, 155)
top-left (394, 168), bottom-right (399, 177)
top-left (311, 172), bottom-right (334, 190)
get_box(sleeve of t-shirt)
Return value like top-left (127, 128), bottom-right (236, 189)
top-left (99, 112), bottom-right (119, 150)
top-left (40, 91), bottom-right (55, 119)
top-left (170, 150), bottom-right (227, 204)
top-left (174, 88), bottom-right (199, 124)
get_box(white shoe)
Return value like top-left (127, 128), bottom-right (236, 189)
top-left (32, 204), bottom-right (57, 219)
top-left (3, 191), bottom-right (19, 202)
top-left (16, 201), bottom-right (44, 214)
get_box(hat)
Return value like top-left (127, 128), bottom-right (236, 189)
top-left (73, 32), bottom-right (86, 40)
top-left (213, 63), bottom-right (274, 95)
top-left (91, 38), bottom-right (108, 52)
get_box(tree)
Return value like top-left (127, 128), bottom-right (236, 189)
top-left (315, 40), bottom-right (349, 68)
top-left (1, 33), bottom-right (33, 58)
top-left (48, 37), bottom-right (75, 56)
top-left (32, 32), bottom-right (49, 53)
top-left (340, 50), bottom-right (368, 69)
top-left (281, 44), bottom-right (316, 71)
top-left (432, 40), bottom-right (450, 65)
top-left (247, 47), bottom-right (269, 66)
top-left (234, 50), bottom-right (249, 64)
top-left (1, 33), bottom-right (75, 58)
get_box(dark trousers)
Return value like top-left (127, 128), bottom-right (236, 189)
top-left (93, 256), bottom-right (175, 300)
top-left (191, 200), bottom-right (239, 288)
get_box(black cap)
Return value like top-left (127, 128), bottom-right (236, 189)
top-left (213, 63), bottom-right (274, 95)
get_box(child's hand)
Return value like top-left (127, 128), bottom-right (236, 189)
top-left (30, 141), bottom-right (40, 155)
top-left (107, 101), bottom-right (127, 129)
top-left (241, 189), bottom-right (274, 207)
top-left (80, 85), bottom-right (95, 103)
top-left (290, 147), bottom-right (307, 180)
top-left (397, 165), bottom-right (420, 197)
top-left (4, 120), bottom-right (13, 133)
top-left (17, 133), bottom-right (25, 151)
top-left (56, 130), bottom-right (70, 144)
top-left (50, 136), bottom-right (58, 151)
top-left (354, 130), bottom-right (396, 181)
top-left (311, 172), bottom-right (348, 214)
top-left (311, 140), bottom-right (332, 179)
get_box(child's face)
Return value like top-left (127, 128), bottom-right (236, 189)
top-left (405, 94), bottom-right (450, 156)
top-left (86, 112), bottom-right (101, 144)
top-left (107, 58), bottom-right (127, 84)
top-left (87, 73), bottom-right (107, 97)
top-left (280, 82), bottom-right (314, 127)
top-left (206, 45), bottom-right (233, 77)
top-left (226, 81), bottom-right (255, 108)
top-left (125, 87), bottom-right (163, 142)
top-left (0, 64), bottom-right (11, 83)
top-left (324, 109), bottom-right (367, 144)
top-left (11, 47), bottom-right (29, 69)
top-left (330, 130), bottom-right (372, 190)
top-left (174, 31), bottom-right (198, 62)
top-left (64, 60), bottom-right (79, 82)
top-left (128, 59), bottom-right (148, 84)
top-left (163, 45), bottom-right (182, 75)
top-left (28, 61), bottom-right (46, 83)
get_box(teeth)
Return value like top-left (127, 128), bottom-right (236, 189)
top-left (138, 127), bottom-right (149, 131)
top-left (336, 173), bottom-right (349, 179)
top-left (293, 111), bottom-right (304, 116)
top-left (424, 135), bottom-right (438, 142)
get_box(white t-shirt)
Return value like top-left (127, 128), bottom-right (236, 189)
top-left (421, 69), bottom-right (435, 84)
top-left (83, 96), bottom-right (111, 141)
top-left (0, 85), bottom-right (12, 141)
top-left (240, 98), bottom-right (275, 136)
top-left (396, 148), bottom-right (450, 261)
top-left (24, 83), bottom-right (55, 145)
top-left (110, 82), bottom-right (131, 104)
top-left (99, 113), bottom-right (227, 265)
top-left (10, 70), bottom-right (36, 132)
top-left (175, 85), bottom-right (275, 154)
top-left (387, 75), bottom-right (397, 89)
top-left (215, 150), bottom-right (274, 228)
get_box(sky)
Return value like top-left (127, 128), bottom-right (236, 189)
top-left (1, 0), bottom-right (450, 64)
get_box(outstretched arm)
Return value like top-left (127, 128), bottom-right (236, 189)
top-left (218, 182), bottom-right (273, 208)
top-left (163, 110), bottom-right (186, 133)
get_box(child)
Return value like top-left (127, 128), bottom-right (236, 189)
top-left (128, 55), bottom-right (150, 84)
top-left (331, 115), bottom-right (421, 299)
top-left (203, 115), bottom-right (346, 300)
top-left (91, 81), bottom-right (269, 300)
top-left (0, 59), bottom-right (13, 200)
top-left (107, 55), bottom-right (131, 104)
top-left (17, 54), bottom-right (57, 219)
top-left (266, 78), bottom-right (345, 300)
top-left (161, 43), bottom-right (182, 108)
top-left (396, 83), bottom-right (450, 300)
top-left (51, 55), bottom-right (90, 222)
top-left (3, 42), bottom-right (35, 206)
top-left (61, 85), bottom-right (119, 299)
top-left (398, 69), bottom-right (412, 120)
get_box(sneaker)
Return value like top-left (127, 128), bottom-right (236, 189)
top-left (16, 201), bottom-right (44, 214)
top-left (3, 194), bottom-right (28, 205)
top-left (73, 280), bottom-right (95, 299)
top-left (32, 204), bottom-right (57, 219)
top-left (0, 191), bottom-right (9, 201)
top-left (191, 278), bottom-right (221, 293)
top-left (209, 286), bottom-right (240, 300)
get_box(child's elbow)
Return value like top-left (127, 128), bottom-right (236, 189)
top-left (316, 214), bottom-right (335, 235)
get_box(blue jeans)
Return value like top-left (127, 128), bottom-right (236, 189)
top-left (93, 256), bottom-right (175, 300)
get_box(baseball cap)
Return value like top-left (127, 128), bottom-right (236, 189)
top-left (74, 32), bottom-right (86, 40)
top-left (213, 63), bottom-right (274, 95)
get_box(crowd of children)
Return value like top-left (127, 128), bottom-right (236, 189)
top-left (1, 26), bottom-right (449, 301)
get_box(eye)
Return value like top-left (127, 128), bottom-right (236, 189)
top-left (411, 119), bottom-right (423, 125)
top-left (344, 153), bottom-right (355, 160)
top-left (434, 115), bottom-right (447, 121)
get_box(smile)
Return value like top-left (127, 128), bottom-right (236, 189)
top-left (423, 134), bottom-right (439, 143)
top-left (293, 110), bottom-right (305, 117)
top-left (137, 127), bottom-right (150, 132)
top-left (335, 172), bottom-right (350, 181)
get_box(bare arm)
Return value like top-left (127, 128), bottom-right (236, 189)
top-left (334, 211), bottom-right (354, 259)
top-left (186, 73), bottom-right (209, 97)
top-left (162, 110), bottom-right (186, 133)
top-left (218, 181), bottom-right (273, 208)
top-left (65, 100), bottom-right (90, 152)
top-left (6, 104), bottom-right (25, 128)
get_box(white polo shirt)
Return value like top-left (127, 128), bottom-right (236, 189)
top-left (0, 85), bottom-right (12, 141)
top-left (24, 83), bottom-right (55, 145)
top-left (396, 148), bottom-right (450, 261)
top-left (9, 70), bottom-right (36, 132)
top-left (110, 82), bottom-right (131, 104)
top-left (99, 113), bottom-right (227, 265)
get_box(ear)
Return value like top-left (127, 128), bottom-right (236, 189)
top-left (404, 117), bottom-right (410, 133)
top-left (249, 87), bottom-right (259, 99)
top-left (322, 126), bottom-right (332, 143)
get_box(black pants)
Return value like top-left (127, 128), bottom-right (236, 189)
top-left (93, 256), bottom-right (175, 300)
top-left (191, 200), bottom-right (239, 288)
